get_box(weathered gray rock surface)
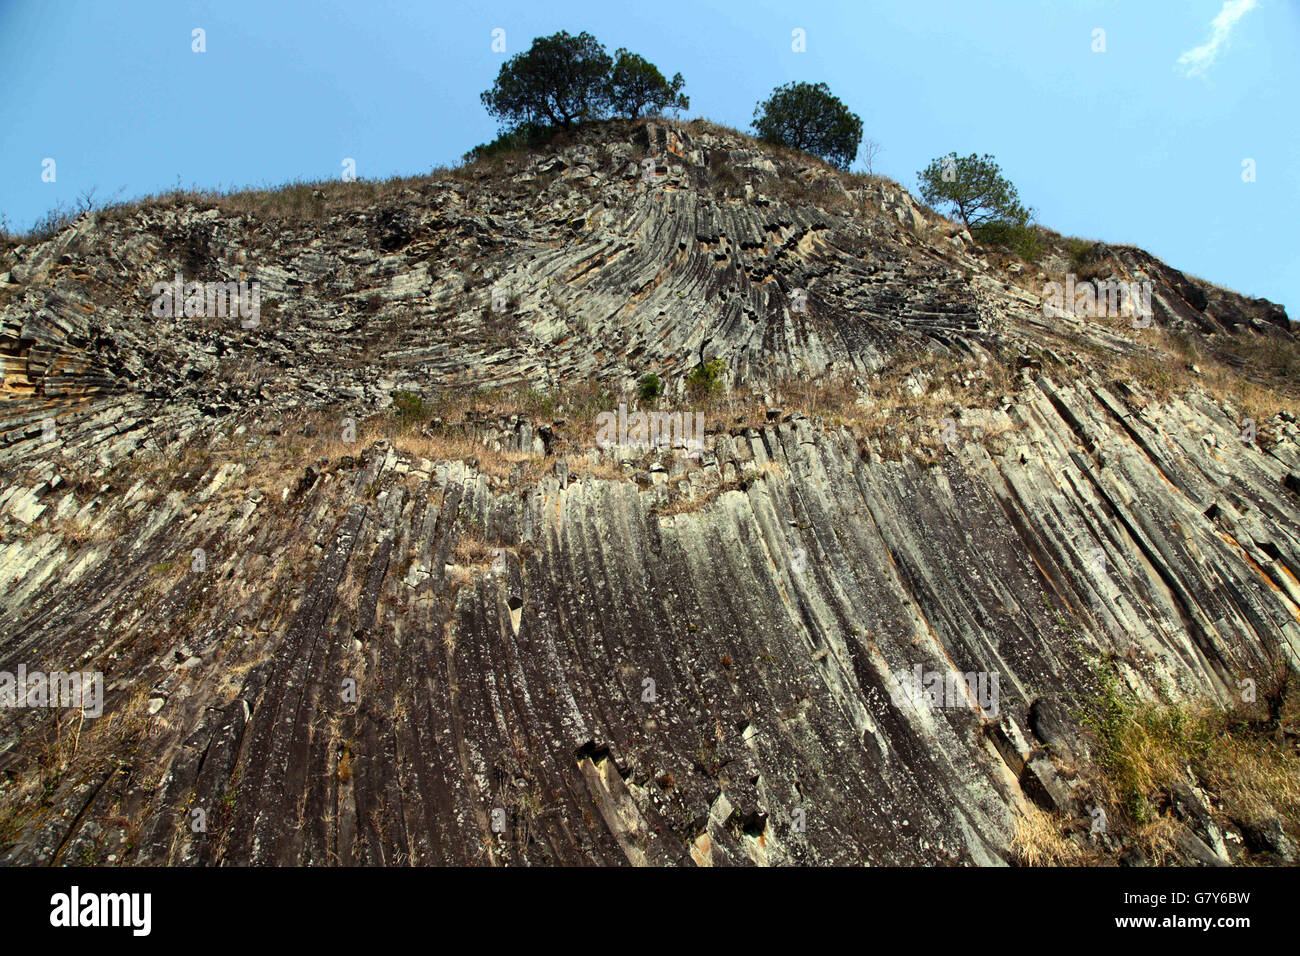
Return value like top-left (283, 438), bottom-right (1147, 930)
top-left (0, 120), bottom-right (1295, 865)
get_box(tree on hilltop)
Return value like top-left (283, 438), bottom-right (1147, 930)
top-left (752, 82), bottom-right (863, 169)
top-left (480, 32), bottom-right (689, 131)
top-left (481, 31), bottom-right (614, 130)
top-left (608, 48), bottom-right (688, 119)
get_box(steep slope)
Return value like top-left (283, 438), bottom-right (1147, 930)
top-left (0, 119), bottom-right (1296, 866)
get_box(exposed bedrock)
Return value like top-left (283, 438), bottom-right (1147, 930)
top-left (0, 119), bottom-right (1295, 865)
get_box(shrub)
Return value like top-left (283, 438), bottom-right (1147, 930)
top-left (25, 203), bottom-right (80, 243)
top-left (391, 390), bottom-right (431, 426)
top-left (639, 373), bottom-right (663, 402)
top-left (1063, 238), bottom-right (1110, 280)
top-left (707, 150), bottom-right (745, 199)
top-left (686, 358), bottom-right (726, 399)
top-left (462, 123), bottom-right (556, 165)
top-left (974, 220), bottom-right (1044, 262)
top-left (1081, 664), bottom-right (1153, 823)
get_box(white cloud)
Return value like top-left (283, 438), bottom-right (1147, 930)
top-left (1176, 0), bottom-right (1258, 77)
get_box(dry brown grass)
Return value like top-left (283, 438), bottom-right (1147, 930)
top-left (21, 509), bottom-right (123, 549)
top-left (386, 430), bottom-right (545, 482)
top-left (1080, 662), bottom-right (1300, 852)
top-left (445, 564), bottom-right (475, 592)
top-left (452, 534), bottom-right (499, 567)
top-left (1108, 326), bottom-right (1300, 435)
top-left (1010, 803), bottom-right (1087, 866)
top-left (334, 568), bottom-right (364, 614)
top-left (764, 173), bottom-right (853, 213)
top-left (752, 353), bottom-right (1016, 461)
top-left (0, 683), bottom-right (157, 854)
top-left (79, 117), bottom-right (663, 239)
top-left (1009, 672), bottom-right (1300, 866)
top-left (564, 455), bottom-right (626, 481)
top-left (337, 742), bottom-right (353, 784)
top-left (97, 169), bottom-right (456, 229)
top-left (653, 461), bottom-right (785, 517)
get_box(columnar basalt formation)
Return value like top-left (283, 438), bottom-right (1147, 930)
top-left (0, 120), bottom-right (1295, 865)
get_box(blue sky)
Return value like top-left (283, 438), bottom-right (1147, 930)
top-left (2, 0), bottom-right (1296, 315)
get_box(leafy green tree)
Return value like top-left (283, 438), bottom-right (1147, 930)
top-left (916, 152), bottom-right (1029, 231)
top-left (751, 82), bottom-right (863, 169)
top-left (608, 49), bottom-right (688, 118)
top-left (481, 31), bottom-right (613, 130)
top-left (917, 152), bottom-right (1042, 258)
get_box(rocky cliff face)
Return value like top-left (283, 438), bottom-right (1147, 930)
top-left (1, 119), bottom-right (1296, 866)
